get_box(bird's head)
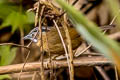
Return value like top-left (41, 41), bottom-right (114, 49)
top-left (23, 26), bottom-right (50, 42)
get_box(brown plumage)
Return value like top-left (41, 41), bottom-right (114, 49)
top-left (36, 26), bottom-right (82, 55)
top-left (24, 24), bottom-right (114, 56)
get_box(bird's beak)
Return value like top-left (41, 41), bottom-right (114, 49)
top-left (23, 35), bottom-right (31, 40)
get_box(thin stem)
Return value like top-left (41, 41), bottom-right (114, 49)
top-left (53, 20), bottom-right (73, 80)
top-left (63, 14), bottom-right (74, 80)
top-left (0, 43), bottom-right (29, 49)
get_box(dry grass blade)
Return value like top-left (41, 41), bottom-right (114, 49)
top-left (53, 20), bottom-right (74, 80)
top-left (95, 66), bottom-right (110, 80)
top-left (37, 2), bottom-right (45, 80)
top-left (32, 72), bottom-right (37, 80)
top-left (17, 50), bottom-right (30, 80)
top-left (115, 66), bottom-right (119, 80)
top-left (63, 14), bottom-right (74, 80)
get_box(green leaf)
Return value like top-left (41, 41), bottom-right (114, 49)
top-left (56, 0), bottom-right (120, 70)
top-left (26, 12), bottom-right (35, 24)
top-left (1, 11), bottom-right (27, 33)
top-left (0, 0), bottom-right (11, 4)
top-left (0, 11), bottom-right (35, 33)
top-left (0, 3), bottom-right (18, 20)
top-left (105, 0), bottom-right (120, 30)
top-left (0, 75), bottom-right (11, 80)
top-left (0, 46), bottom-right (17, 66)
top-left (0, 3), bottom-right (35, 33)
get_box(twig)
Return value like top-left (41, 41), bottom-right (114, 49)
top-left (75, 44), bottom-right (92, 57)
top-left (20, 28), bottom-right (25, 61)
top-left (18, 29), bottom-right (39, 80)
top-left (108, 32), bottom-right (120, 40)
top-left (32, 72), bottom-right (37, 80)
top-left (18, 50), bottom-right (31, 80)
top-left (115, 66), bottom-right (119, 80)
top-left (95, 66), bottom-right (110, 80)
top-left (0, 56), bottom-right (112, 75)
top-left (37, 2), bottom-right (45, 80)
top-left (109, 10), bottom-right (120, 25)
top-left (35, 2), bottom-right (39, 27)
top-left (63, 14), bottom-right (74, 80)
top-left (0, 43), bottom-right (29, 49)
top-left (53, 20), bottom-right (73, 79)
top-left (17, 28), bottom-right (39, 80)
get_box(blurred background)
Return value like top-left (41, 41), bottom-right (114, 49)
top-left (0, 0), bottom-right (118, 80)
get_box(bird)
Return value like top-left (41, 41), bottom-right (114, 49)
top-left (23, 26), bottom-right (82, 56)
top-left (23, 25), bottom-right (114, 57)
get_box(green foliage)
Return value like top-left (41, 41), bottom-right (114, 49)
top-left (26, 12), bottom-right (35, 24)
top-left (0, 1), bottom-right (35, 79)
top-left (0, 46), bottom-right (17, 66)
top-left (106, 0), bottom-right (120, 30)
top-left (56, 0), bottom-right (120, 70)
top-left (0, 3), bottom-right (18, 20)
top-left (0, 0), bottom-right (8, 3)
top-left (0, 75), bottom-right (11, 80)
top-left (1, 12), bottom-right (27, 33)
top-left (0, 2), bottom-right (35, 33)
top-left (0, 46), bottom-right (17, 80)
top-left (1, 11), bottom-right (35, 33)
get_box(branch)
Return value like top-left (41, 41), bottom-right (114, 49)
top-left (0, 43), bottom-right (29, 49)
top-left (0, 56), bottom-right (112, 75)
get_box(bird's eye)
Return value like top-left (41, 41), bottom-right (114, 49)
top-left (31, 34), bottom-right (34, 37)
